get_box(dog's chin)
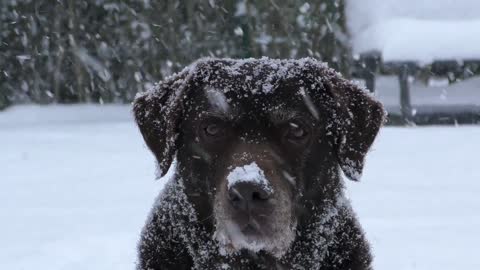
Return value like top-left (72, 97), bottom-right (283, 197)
top-left (213, 219), bottom-right (296, 259)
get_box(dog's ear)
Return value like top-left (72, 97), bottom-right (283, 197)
top-left (322, 73), bottom-right (386, 181)
top-left (133, 82), bottom-right (184, 177)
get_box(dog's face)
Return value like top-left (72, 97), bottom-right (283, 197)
top-left (134, 58), bottom-right (385, 258)
top-left (180, 84), bottom-right (332, 256)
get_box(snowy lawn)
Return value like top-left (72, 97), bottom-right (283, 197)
top-left (1, 105), bottom-right (479, 269)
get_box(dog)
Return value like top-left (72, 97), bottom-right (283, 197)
top-left (133, 58), bottom-right (385, 269)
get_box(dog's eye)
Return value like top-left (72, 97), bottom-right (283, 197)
top-left (288, 123), bottom-right (305, 137)
top-left (204, 123), bottom-right (222, 137)
top-left (199, 118), bottom-right (229, 143)
top-left (285, 121), bottom-right (309, 142)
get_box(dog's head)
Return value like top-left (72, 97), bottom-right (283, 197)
top-left (134, 58), bottom-right (385, 258)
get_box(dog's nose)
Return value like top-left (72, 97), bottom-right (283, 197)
top-left (228, 182), bottom-right (272, 211)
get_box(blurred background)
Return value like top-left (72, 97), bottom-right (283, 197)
top-left (1, 1), bottom-right (479, 269)
top-left (2, 0), bottom-right (480, 124)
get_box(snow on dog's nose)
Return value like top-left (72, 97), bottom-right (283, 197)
top-left (227, 162), bottom-right (273, 212)
top-left (227, 163), bottom-right (273, 209)
top-left (214, 161), bottom-right (295, 258)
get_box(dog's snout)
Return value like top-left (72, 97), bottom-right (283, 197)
top-left (228, 182), bottom-right (272, 211)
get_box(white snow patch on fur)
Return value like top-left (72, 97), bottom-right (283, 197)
top-left (299, 86), bottom-right (320, 120)
top-left (213, 218), bottom-right (296, 259)
top-left (205, 87), bottom-right (230, 114)
top-left (214, 220), bottom-right (267, 254)
top-left (341, 157), bottom-right (362, 181)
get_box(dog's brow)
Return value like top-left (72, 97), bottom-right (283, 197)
top-left (269, 109), bottom-right (300, 124)
top-left (203, 88), bottom-right (241, 120)
top-left (203, 110), bottom-right (239, 121)
top-left (205, 87), bottom-right (230, 114)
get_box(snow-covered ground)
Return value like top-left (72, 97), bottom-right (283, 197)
top-left (0, 105), bottom-right (161, 269)
top-left (1, 105), bottom-right (479, 269)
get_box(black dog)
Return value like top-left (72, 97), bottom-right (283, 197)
top-left (133, 58), bottom-right (385, 269)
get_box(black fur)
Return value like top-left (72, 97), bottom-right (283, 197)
top-left (133, 58), bottom-right (385, 270)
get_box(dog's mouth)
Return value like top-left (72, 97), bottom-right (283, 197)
top-left (213, 211), bottom-right (297, 258)
top-left (241, 222), bottom-right (260, 235)
top-left (212, 162), bottom-right (297, 258)
top-left (213, 219), bottom-right (271, 255)
top-left (233, 217), bottom-right (270, 240)
top-left (229, 210), bottom-right (270, 234)
top-left (213, 201), bottom-right (296, 258)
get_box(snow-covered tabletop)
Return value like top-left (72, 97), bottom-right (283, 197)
top-left (347, 0), bottom-right (480, 63)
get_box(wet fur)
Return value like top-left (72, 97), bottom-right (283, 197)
top-left (134, 58), bottom-right (385, 269)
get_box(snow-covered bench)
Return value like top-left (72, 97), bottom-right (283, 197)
top-left (347, 0), bottom-right (480, 124)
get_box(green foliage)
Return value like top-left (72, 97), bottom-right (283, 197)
top-left (0, 0), bottom-right (350, 105)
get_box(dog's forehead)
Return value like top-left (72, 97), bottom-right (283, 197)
top-left (190, 83), bottom-right (311, 121)
top-left (192, 57), bottom-right (323, 93)
top-left (176, 57), bottom-right (336, 123)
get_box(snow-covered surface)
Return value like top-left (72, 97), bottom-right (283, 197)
top-left (346, 126), bottom-right (480, 270)
top-left (1, 105), bottom-right (479, 269)
top-left (0, 105), bottom-right (162, 270)
top-left (347, 0), bottom-right (480, 62)
top-left (355, 76), bottom-right (480, 113)
top-left (226, 162), bottom-right (271, 192)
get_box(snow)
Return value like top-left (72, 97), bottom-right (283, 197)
top-left (74, 47), bottom-right (112, 82)
top-left (299, 3), bottom-right (310, 14)
top-left (353, 18), bottom-right (480, 63)
top-left (347, 0), bottom-right (480, 63)
top-left (1, 105), bottom-right (480, 269)
top-left (355, 75), bottom-right (480, 114)
top-left (205, 87), bottom-right (230, 114)
top-left (139, 57), bottom-right (332, 101)
top-left (226, 162), bottom-right (272, 192)
top-left (0, 105), bottom-right (162, 270)
top-left (234, 0), bottom-right (247, 17)
top-left (214, 219), bottom-right (268, 254)
top-left (346, 126), bottom-right (480, 269)
top-left (233, 27), bottom-right (244, 37)
top-left (298, 86), bottom-right (320, 120)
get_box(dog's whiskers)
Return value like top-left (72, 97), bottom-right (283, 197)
top-left (250, 218), bottom-right (261, 231)
top-left (281, 170), bottom-right (296, 187)
top-left (198, 213), bottom-right (214, 223)
top-left (230, 187), bottom-right (244, 201)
